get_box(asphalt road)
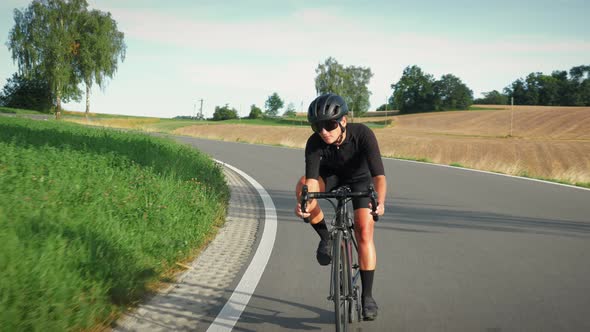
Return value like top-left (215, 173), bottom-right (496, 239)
top-left (175, 135), bottom-right (590, 332)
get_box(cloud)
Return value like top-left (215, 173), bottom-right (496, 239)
top-left (111, 7), bottom-right (590, 62)
top-left (70, 4), bottom-right (590, 115)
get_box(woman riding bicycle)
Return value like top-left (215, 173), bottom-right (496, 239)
top-left (295, 93), bottom-right (387, 321)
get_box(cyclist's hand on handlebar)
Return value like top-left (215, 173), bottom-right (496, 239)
top-left (368, 202), bottom-right (385, 217)
top-left (295, 203), bottom-right (311, 220)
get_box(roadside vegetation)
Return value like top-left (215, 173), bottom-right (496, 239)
top-left (0, 106), bottom-right (44, 115)
top-left (0, 116), bottom-right (229, 330)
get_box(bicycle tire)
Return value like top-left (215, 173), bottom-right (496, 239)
top-left (345, 240), bottom-right (356, 324)
top-left (333, 231), bottom-right (349, 332)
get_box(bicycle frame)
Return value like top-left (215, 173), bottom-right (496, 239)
top-left (328, 195), bottom-right (362, 328)
top-left (300, 184), bottom-right (378, 331)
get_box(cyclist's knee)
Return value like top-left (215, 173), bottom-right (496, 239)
top-left (354, 210), bottom-right (375, 242)
top-left (356, 227), bottom-right (373, 243)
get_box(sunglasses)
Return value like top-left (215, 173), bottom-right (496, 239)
top-left (311, 120), bottom-right (341, 133)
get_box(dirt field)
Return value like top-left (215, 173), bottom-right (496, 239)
top-left (174, 106), bottom-right (590, 185)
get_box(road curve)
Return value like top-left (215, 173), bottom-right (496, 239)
top-left (175, 136), bottom-right (590, 332)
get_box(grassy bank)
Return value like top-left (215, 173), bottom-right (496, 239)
top-left (0, 106), bottom-right (46, 115)
top-left (0, 116), bottom-right (229, 330)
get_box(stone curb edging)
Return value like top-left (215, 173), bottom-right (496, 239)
top-left (114, 165), bottom-right (263, 331)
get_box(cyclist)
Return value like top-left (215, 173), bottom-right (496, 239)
top-left (294, 93), bottom-right (387, 321)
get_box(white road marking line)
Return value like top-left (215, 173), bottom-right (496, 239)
top-left (207, 161), bottom-right (277, 332)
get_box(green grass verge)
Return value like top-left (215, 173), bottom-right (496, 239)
top-left (387, 155), bottom-right (433, 163)
top-left (468, 106), bottom-right (505, 111)
top-left (516, 170), bottom-right (590, 189)
top-left (0, 116), bottom-right (229, 330)
top-left (0, 106), bottom-right (46, 115)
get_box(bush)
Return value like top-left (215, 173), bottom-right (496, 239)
top-left (0, 73), bottom-right (53, 112)
top-left (474, 90), bottom-right (509, 105)
top-left (248, 104), bottom-right (263, 119)
top-left (212, 104), bottom-right (238, 121)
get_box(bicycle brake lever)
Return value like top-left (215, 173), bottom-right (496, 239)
top-left (369, 185), bottom-right (379, 222)
top-left (301, 185), bottom-right (310, 223)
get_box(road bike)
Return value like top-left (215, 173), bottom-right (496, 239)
top-left (300, 184), bottom-right (378, 332)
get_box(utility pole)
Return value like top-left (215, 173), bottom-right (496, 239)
top-left (385, 96), bottom-right (388, 124)
top-left (198, 98), bottom-right (204, 120)
top-left (510, 97), bottom-right (514, 137)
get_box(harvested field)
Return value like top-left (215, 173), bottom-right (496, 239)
top-left (174, 124), bottom-right (311, 148)
top-left (66, 116), bottom-right (161, 129)
top-left (374, 131), bottom-right (590, 184)
top-left (392, 105), bottom-right (590, 140)
top-left (175, 106), bottom-right (590, 185)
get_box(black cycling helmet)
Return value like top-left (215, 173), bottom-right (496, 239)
top-left (307, 93), bottom-right (349, 124)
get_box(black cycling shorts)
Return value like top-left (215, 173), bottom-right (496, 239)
top-left (320, 172), bottom-right (373, 210)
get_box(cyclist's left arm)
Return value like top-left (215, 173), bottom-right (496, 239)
top-left (372, 175), bottom-right (387, 216)
top-left (362, 125), bottom-right (387, 216)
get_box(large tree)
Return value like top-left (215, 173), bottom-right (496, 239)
top-left (264, 92), bottom-right (284, 117)
top-left (504, 79), bottom-right (527, 105)
top-left (76, 9), bottom-right (125, 117)
top-left (433, 74), bottom-right (473, 110)
top-left (8, 0), bottom-right (88, 119)
top-left (569, 65), bottom-right (590, 106)
top-left (315, 57), bottom-right (344, 96)
top-left (315, 57), bottom-right (373, 116)
top-left (7, 0), bottom-right (125, 119)
top-left (391, 65), bottom-right (436, 114)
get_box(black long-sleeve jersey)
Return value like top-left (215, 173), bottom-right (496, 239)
top-left (305, 123), bottom-right (385, 182)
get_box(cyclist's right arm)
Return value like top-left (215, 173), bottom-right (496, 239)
top-left (298, 135), bottom-right (322, 217)
top-left (296, 177), bottom-right (320, 218)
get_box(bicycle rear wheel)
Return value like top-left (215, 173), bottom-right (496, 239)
top-left (333, 231), bottom-right (349, 332)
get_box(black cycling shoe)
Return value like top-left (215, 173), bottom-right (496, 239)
top-left (316, 239), bottom-right (332, 266)
top-left (362, 296), bottom-right (378, 321)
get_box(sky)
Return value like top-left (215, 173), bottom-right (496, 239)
top-left (1, 0), bottom-right (589, 119)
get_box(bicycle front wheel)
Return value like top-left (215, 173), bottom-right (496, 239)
top-left (333, 231), bottom-right (349, 332)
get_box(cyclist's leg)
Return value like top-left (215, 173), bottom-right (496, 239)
top-left (349, 179), bottom-right (376, 270)
top-left (351, 180), bottom-right (378, 320)
top-left (353, 208), bottom-right (376, 270)
top-left (354, 208), bottom-right (378, 319)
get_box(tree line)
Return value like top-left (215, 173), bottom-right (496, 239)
top-left (1, 0), bottom-right (125, 119)
top-left (477, 65), bottom-right (590, 106)
top-left (211, 59), bottom-right (589, 121)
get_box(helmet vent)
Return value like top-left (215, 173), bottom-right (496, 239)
top-left (331, 105), bottom-right (340, 117)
